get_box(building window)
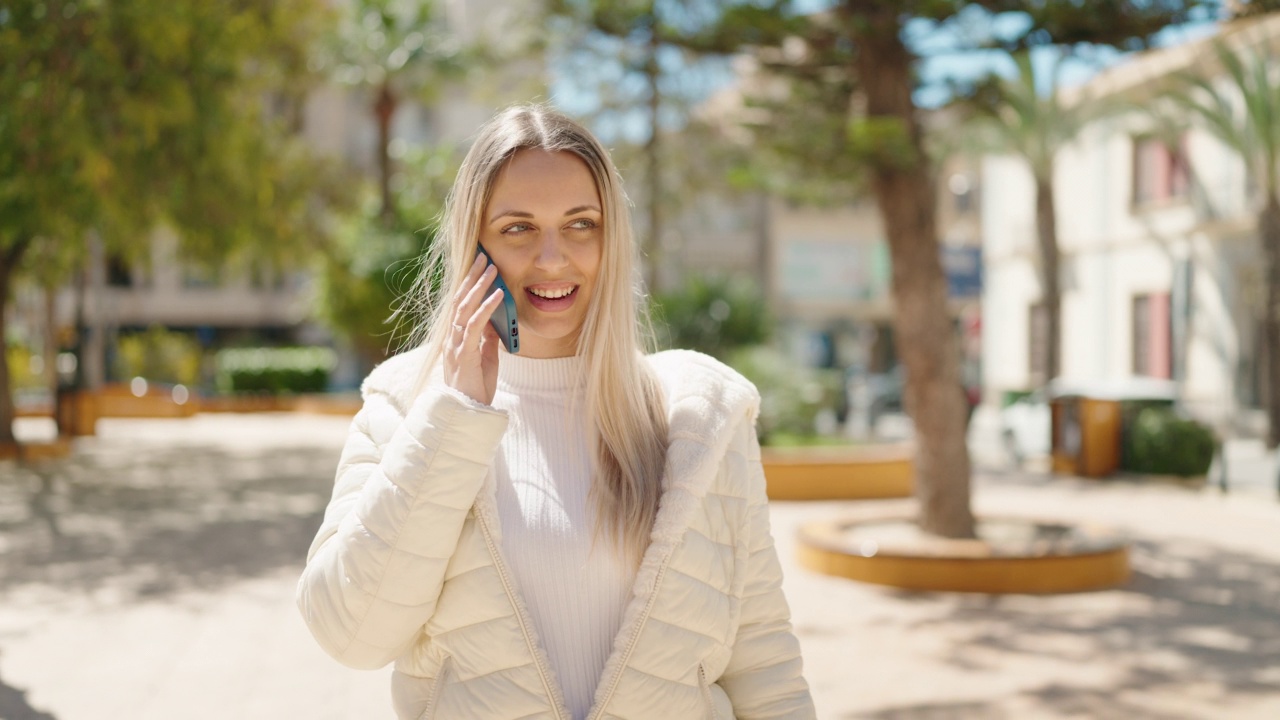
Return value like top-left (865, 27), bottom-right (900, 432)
top-left (1132, 135), bottom-right (1189, 207)
top-left (1133, 292), bottom-right (1172, 378)
top-left (182, 262), bottom-right (219, 289)
top-left (106, 254), bottom-right (133, 288)
top-left (1029, 302), bottom-right (1048, 384)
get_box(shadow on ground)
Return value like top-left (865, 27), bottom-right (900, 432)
top-left (849, 537), bottom-right (1280, 719)
top-left (0, 435), bottom-right (340, 605)
top-left (0, 662), bottom-right (58, 720)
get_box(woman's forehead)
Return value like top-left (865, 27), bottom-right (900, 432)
top-left (490, 149), bottom-right (599, 202)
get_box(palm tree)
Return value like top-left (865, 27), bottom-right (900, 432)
top-left (325, 0), bottom-right (471, 222)
top-left (967, 51), bottom-right (1101, 386)
top-left (1165, 38), bottom-right (1280, 448)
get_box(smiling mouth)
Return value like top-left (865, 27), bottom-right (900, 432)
top-left (527, 286), bottom-right (578, 299)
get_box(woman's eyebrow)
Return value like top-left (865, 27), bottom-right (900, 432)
top-left (487, 205), bottom-right (601, 224)
top-left (487, 209), bottom-right (532, 224)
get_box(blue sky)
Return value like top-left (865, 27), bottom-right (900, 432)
top-left (550, 4), bottom-right (1224, 140)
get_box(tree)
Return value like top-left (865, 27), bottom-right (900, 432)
top-left (0, 0), bottom-right (336, 448)
top-left (316, 145), bottom-right (459, 365)
top-left (318, 0), bottom-right (474, 223)
top-left (1165, 36), bottom-right (1280, 448)
top-left (964, 51), bottom-right (1106, 386)
top-left (656, 0), bottom-right (1213, 538)
top-left (548, 0), bottom-right (747, 292)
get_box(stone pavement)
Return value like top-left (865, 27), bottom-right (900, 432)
top-left (2, 413), bottom-right (1279, 719)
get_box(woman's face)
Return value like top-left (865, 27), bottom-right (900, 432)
top-left (479, 148), bottom-right (604, 359)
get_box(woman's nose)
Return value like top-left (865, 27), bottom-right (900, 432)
top-left (533, 229), bottom-right (569, 270)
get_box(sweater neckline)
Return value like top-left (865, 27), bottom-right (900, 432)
top-left (497, 350), bottom-right (586, 394)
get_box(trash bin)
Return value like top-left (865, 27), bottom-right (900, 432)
top-left (1048, 378), bottom-right (1177, 479)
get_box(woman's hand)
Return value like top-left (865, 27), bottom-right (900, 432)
top-left (443, 254), bottom-right (505, 406)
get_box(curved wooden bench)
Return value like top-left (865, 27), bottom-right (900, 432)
top-left (797, 512), bottom-right (1131, 594)
top-left (762, 445), bottom-right (914, 500)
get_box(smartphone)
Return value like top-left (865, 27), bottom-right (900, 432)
top-left (477, 245), bottom-right (519, 354)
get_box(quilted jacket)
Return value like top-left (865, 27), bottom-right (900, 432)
top-left (297, 347), bottom-right (816, 719)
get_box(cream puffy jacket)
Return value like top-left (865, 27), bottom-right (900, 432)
top-left (297, 347), bottom-right (816, 720)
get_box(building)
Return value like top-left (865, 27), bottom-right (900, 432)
top-left (980, 14), bottom-right (1280, 432)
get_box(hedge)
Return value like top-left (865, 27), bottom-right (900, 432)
top-left (1125, 406), bottom-right (1216, 477)
top-left (215, 347), bottom-right (337, 395)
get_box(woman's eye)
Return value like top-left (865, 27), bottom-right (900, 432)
top-left (501, 223), bottom-right (533, 235)
top-left (568, 218), bottom-right (597, 230)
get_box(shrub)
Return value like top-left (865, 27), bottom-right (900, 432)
top-left (1125, 406), bottom-right (1216, 477)
top-left (6, 343), bottom-right (45, 391)
top-left (652, 275), bottom-right (770, 360)
top-left (727, 345), bottom-right (842, 444)
top-left (115, 326), bottom-right (203, 387)
top-left (215, 347), bottom-right (337, 395)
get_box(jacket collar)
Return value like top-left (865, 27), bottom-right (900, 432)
top-left (362, 344), bottom-right (760, 535)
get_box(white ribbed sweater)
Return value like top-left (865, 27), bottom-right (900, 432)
top-left (485, 352), bottom-right (634, 720)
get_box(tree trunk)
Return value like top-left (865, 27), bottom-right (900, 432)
top-left (643, 18), bottom-right (662, 293)
top-left (43, 284), bottom-right (58, 401)
top-left (374, 82), bottom-right (398, 223)
top-left (1035, 174), bottom-right (1062, 383)
top-left (1262, 195), bottom-right (1280, 450)
top-left (83, 229), bottom-right (105, 391)
top-left (0, 239), bottom-right (31, 447)
top-left (850, 4), bottom-right (975, 538)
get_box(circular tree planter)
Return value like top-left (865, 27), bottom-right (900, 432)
top-left (762, 445), bottom-right (914, 501)
top-left (798, 508), bottom-right (1130, 594)
top-left (0, 437), bottom-right (73, 462)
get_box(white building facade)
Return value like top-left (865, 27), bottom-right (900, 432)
top-left (981, 16), bottom-right (1279, 432)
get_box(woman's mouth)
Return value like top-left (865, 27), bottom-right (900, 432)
top-left (526, 285), bottom-right (579, 312)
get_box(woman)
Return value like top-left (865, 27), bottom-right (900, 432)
top-left (297, 105), bottom-right (815, 720)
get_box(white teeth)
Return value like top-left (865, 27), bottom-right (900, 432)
top-left (529, 286), bottom-right (575, 299)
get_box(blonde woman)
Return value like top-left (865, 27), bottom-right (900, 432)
top-left (297, 105), bottom-right (815, 720)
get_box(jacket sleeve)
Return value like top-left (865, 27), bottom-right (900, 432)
top-left (296, 385), bottom-right (508, 670)
top-left (719, 418), bottom-right (817, 719)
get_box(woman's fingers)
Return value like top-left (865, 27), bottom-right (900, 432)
top-left (443, 259), bottom-right (504, 406)
top-left (453, 263), bottom-right (497, 333)
top-left (462, 287), bottom-right (505, 345)
top-left (453, 254), bottom-right (486, 302)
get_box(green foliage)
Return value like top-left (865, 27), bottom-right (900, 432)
top-left (1164, 39), bottom-right (1280, 198)
top-left (0, 0), bottom-right (338, 268)
top-left (960, 50), bottom-right (1105, 180)
top-left (114, 326), bottom-right (202, 387)
top-left (5, 344), bottom-right (44, 392)
top-left (215, 347), bottom-right (337, 395)
top-left (1125, 406), bottom-right (1216, 477)
top-left (315, 145), bottom-right (459, 361)
top-left (0, 0), bottom-right (343, 442)
top-left (651, 275), bottom-right (770, 359)
top-left (848, 117), bottom-right (920, 172)
top-left (319, 0), bottom-right (468, 97)
top-left (727, 345), bottom-right (842, 444)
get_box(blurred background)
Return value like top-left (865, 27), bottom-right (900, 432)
top-left (5, 0), bottom-right (1280, 718)
top-left (4, 0), bottom-right (1275, 464)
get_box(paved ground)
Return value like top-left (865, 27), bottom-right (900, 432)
top-left (2, 412), bottom-right (1278, 719)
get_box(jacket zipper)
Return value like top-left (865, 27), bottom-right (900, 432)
top-left (476, 513), bottom-right (566, 720)
top-left (587, 553), bottom-right (674, 720)
top-left (698, 663), bottom-right (720, 720)
top-left (419, 655), bottom-right (452, 720)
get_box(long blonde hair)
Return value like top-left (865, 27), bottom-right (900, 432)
top-left (400, 104), bottom-right (668, 565)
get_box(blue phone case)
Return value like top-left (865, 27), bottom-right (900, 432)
top-left (477, 246), bottom-right (519, 354)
